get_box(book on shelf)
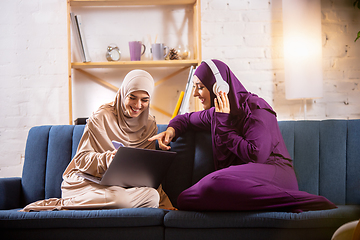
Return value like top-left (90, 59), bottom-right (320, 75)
top-left (178, 66), bottom-right (195, 115)
top-left (76, 15), bottom-right (91, 62)
top-left (70, 12), bottom-right (85, 62)
top-left (70, 13), bottom-right (91, 63)
top-left (172, 91), bottom-right (185, 119)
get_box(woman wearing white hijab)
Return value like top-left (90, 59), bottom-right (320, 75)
top-left (22, 70), bottom-right (173, 211)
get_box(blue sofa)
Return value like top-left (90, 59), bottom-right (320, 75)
top-left (1, 120), bottom-right (360, 240)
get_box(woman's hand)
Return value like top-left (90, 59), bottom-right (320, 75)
top-left (111, 149), bottom-right (117, 159)
top-left (148, 127), bottom-right (175, 150)
top-left (107, 149), bottom-right (118, 167)
top-left (214, 91), bottom-right (230, 114)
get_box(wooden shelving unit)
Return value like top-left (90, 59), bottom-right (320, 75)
top-left (67, 0), bottom-right (202, 124)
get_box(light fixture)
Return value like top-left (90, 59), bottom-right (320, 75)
top-left (282, 0), bottom-right (323, 118)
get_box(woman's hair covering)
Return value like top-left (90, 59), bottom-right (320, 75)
top-left (194, 59), bottom-right (275, 117)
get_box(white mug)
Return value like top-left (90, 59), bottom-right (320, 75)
top-left (151, 43), bottom-right (170, 60)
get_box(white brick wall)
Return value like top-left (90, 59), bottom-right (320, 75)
top-left (0, 0), bottom-right (68, 177)
top-left (202, 0), bottom-right (360, 120)
top-left (0, 0), bottom-right (360, 177)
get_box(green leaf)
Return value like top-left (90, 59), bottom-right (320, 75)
top-left (355, 31), bottom-right (360, 42)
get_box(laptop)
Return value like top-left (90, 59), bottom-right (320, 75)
top-left (76, 143), bottom-right (177, 188)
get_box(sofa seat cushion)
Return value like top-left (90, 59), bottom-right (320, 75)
top-left (0, 208), bottom-right (166, 229)
top-left (164, 205), bottom-right (360, 229)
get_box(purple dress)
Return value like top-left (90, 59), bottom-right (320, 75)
top-left (168, 59), bottom-right (336, 212)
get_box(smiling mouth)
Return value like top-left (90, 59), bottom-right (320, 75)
top-left (130, 106), bottom-right (141, 113)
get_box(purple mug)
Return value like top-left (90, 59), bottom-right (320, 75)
top-left (129, 41), bottom-right (146, 61)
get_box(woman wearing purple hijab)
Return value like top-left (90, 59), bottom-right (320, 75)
top-left (149, 59), bottom-right (336, 212)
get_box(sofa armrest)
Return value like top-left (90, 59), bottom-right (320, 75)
top-left (0, 177), bottom-right (22, 210)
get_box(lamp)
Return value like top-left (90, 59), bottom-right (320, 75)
top-left (282, 0), bottom-right (323, 118)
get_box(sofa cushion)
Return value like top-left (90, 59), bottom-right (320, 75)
top-left (164, 205), bottom-right (360, 229)
top-left (192, 131), bottom-right (215, 184)
top-left (0, 177), bottom-right (21, 210)
top-left (45, 125), bottom-right (76, 199)
top-left (347, 120), bottom-right (360, 204)
top-left (0, 208), bottom-right (166, 229)
top-left (21, 125), bottom-right (85, 207)
top-left (72, 125), bottom-right (85, 158)
top-left (160, 130), bottom-right (196, 208)
top-left (22, 125), bottom-right (52, 206)
top-left (319, 120), bottom-right (347, 204)
top-left (164, 205), bottom-right (360, 240)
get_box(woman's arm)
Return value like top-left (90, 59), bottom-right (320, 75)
top-left (168, 110), bottom-right (212, 137)
top-left (149, 110), bottom-right (212, 150)
top-left (216, 109), bottom-right (274, 164)
top-left (71, 126), bottom-right (116, 177)
top-left (148, 127), bottom-right (175, 150)
top-left (214, 91), bottom-right (274, 164)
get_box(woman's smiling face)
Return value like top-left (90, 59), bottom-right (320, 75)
top-left (124, 90), bottom-right (149, 118)
top-left (193, 75), bottom-right (211, 110)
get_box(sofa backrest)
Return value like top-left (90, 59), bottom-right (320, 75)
top-left (21, 125), bottom-right (85, 206)
top-left (157, 125), bottom-right (215, 207)
top-left (21, 120), bottom-right (360, 208)
top-left (278, 120), bottom-right (360, 206)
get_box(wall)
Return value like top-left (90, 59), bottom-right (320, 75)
top-left (0, 0), bottom-right (359, 177)
top-left (201, 0), bottom-right (360, 120)
top-left (0, 0), bottom-right (68, 177)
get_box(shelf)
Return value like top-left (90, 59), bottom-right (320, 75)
top-left (69, 0), bottom-right (197, 7)
top-left (71, 60), bottom-right (200, 69)
top-left (67, 0), bottom-right (201, 124)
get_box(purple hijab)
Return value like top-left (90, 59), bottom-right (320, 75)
top-left (194, 59), bottom-right (275, 117)
top-left (188, 59), bottom-right (290, 169)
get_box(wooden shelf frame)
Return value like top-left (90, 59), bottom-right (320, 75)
top-left (71, 60), bottom-right (200, 69)
top-left (67, 0), bottom-right (202, 124)
top-left (69, 0), bottom-right (198, 7)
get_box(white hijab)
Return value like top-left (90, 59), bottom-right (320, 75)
top-left (111, 69), bottom-right (156, 147)
top-left (74, 69), bottom-right (157, 163)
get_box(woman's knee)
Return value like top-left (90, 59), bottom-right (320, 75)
top-left (137, 187), bottom-right (160, 208)
top-left (119, 187), bottom-right (160, 208)
top-left (332, 220), bottom-right (359, 240)
top-left (177, 175), bottom-right (222, 207)
top-left (177, 173), bottom-right (253, 210)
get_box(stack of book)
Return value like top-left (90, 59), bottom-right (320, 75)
top-left (172, 66), bottom-right (195, 118)
top-left (70, 13), bottom-right (91, 63)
